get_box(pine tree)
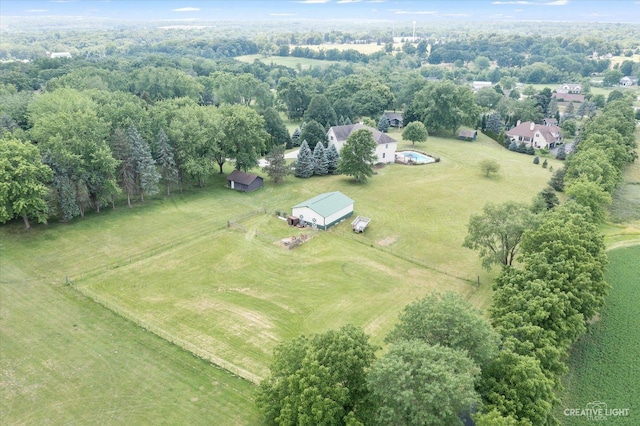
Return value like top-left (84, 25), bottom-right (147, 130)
top-left (291, 128), bottom-right (301, 147)
top-left (155, 128), bottom-right (178, 196)
top-left (294, 140), bottom-right (314, 178)
top-left (377, 115), bottom-right (390, 133)
top-left (508, 140), bottom-right (518, 151)
top-left (326, 143), bottom-right (340, 175)
top-left (313, 142), bottom-right (329, 176)
top-left (344, 116), bottom-right (352, 125)
top-left (556, 144), bottom-right (567, 160)
top-left (128, 125), bottom-right (160, 201)
top-left (263, 144), bottom-right (291, 183)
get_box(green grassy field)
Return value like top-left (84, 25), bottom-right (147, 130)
top-left (0, 259), bottom-right (260, 424)
top-left (557, 245), bottom-right (640, 425)
top-left (235, 54), bottom-right (341, 70)
top-left (1, 131), bottom-right (563, 394)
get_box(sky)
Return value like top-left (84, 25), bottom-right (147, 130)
top-left (1, 0), bottom-right (639, 23)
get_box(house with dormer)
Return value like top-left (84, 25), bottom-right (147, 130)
top-left (506, 121), bottom-right (563, 149)
top-left (327, 123), bottom-right (397, 164)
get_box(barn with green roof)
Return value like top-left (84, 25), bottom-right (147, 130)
top-left (291, 191), bottom-right (354, 230)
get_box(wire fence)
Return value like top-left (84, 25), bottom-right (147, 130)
top-left (66, 280), bottom-right (263, 384)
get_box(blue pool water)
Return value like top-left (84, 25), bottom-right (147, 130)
top-left (398, 151), bottom-right (435, 164)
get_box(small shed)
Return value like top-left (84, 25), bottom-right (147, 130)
top-left (383, 112), bottom-right (404, 128)
top-left (226, 170), bottom-right (264, 192)
top-left (292, 191), bottom-right (354, 230)
top-left (458, 130), bottom-right (478, 141)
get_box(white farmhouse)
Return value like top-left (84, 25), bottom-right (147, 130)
top-left (327, 123), bottom-right (397, 164)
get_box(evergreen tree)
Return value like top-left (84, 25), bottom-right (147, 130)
top-left (294, 140), bottom-right (314, 178)
top-left (263, 144), bottom-right (291, 183)
top-left (549, 167), bottom-right (566, 192)
top-left (155, 128), bottom-right (178, 196)
top-left (299, 120), bottom-right (327, 150)
top-left (291, 127), bottom-right (301, 148)
top-left (344, 116), bottom-right (352, 125)
top-left (128, 125), bottom-right (160, 201)
top-left (326, 143), bottom-right (340, 175)
top-left (262, 107), bottom-right (292, 153)
top-left (526, 145), bottom-right (535, 155)
top-left (533, 156), bottom-right (540, 164)
top-left (508, 140), bottom-right (518, 151)
top-left (313, 142), bottom-right (329, 176)
top-left (517, 142), bottom-right (527, 153)
top-left (555, 144), bottom-right (567, 160)
top-left (542, 159), bottom-right (548, 168)
top-left (377, 115), bottom-right (390, 133)
top-left (486, 112), bottom-right (504, 134)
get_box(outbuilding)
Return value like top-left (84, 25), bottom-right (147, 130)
top-left (291, 191), bottom-right (354, 230)
top-left (226, 170), bottom-right (264, 192)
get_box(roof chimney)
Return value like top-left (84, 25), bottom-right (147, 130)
top-left (529, 122), bottom-right (535, 131)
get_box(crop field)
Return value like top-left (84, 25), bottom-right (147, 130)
top-left (235, 54), bottom-right (341, 70)
top-left (558, 245), bottom-right (640, 425)
top-left (295, 43), bottom-right (385, 54)
top-left (2, 132), bottom-right (561, 375)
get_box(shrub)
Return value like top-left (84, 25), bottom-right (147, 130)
top-left (542, 159), bottom-right (548, 168)
top-left (533, 156), bottom-right (540, 165)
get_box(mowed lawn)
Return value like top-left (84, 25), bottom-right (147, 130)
top-left (1, 132), bottom-right (561, 385)
top-left (557, 245), bottom-right (640, 425)
top-left (0, 259), bottom-right (260, 424)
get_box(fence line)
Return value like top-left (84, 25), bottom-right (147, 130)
top-left (66, 280), bottom-right (263, 384)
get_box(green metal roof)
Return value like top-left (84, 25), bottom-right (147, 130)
top-left (293, 191), bottom-right (354, 217)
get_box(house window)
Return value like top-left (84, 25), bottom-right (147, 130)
top-left (330, 136), bottom-right (334, 140)
top-left (382, 153), bottom-right (386, 159)
top-left (385, 144), bottom-right (388, 148)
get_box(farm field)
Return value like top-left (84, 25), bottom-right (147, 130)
top-left (1, 131), bottom-right (564, 390)
top-left (295, 43), bottom-right (385, 54)
top-left (557, 245), bottom-right (640, 425)
top-left (235, 54), bottom-right (341, 70)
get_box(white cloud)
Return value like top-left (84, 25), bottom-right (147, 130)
top-left (270, 13), bottom-right (296, 16)
top-left (492, 0), bottom-right (569, 4)
top-left (395, 10), bottom-right (437, 15)
top-left (172, 7), bottom-right (200, 12)
top-left (492, 1), bottom-right (534, 4)
top-left (27, 9), bottom-right (48, 12)
top-left (296, 0), bottom-right (331, 3)
top-left (545, 0), bottom-right (569, 5)
top-left (337, 0), bottom-right (362, 3)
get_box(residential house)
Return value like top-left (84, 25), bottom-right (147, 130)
top-left (472, 81), bottom-right (493, 91)
top-left (620, 76), bottom-right (638, 86)
top-left (506, 121), bottom-right (563, 149)
top-left (327, 123), bottom-right (397, 164)
top-left (383, 112), bottom-right (403, 128)
top-left (46, 51), bottom-right (72, 59)
top-left (226, 170), bottom-right (264, 192)
top-left (292, 191), bottom-right (354, 230)
top-left (556, 83), bottom-right (582, 94)
top-left (543, 118), bottom-right (558, 126)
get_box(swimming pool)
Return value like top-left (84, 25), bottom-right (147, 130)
top-left (396, 151), bottom-right (436, 164)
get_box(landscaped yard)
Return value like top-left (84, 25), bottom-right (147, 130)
top-left (1, 132), bottom-right (562, 389)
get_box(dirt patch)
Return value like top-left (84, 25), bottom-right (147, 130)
top-left (377, 235), bottom-right (398, 246)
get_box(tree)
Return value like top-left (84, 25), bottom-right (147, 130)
top-left (555, 144), bottom-right (567, 160)
top-left (291, 127), bottom-right (301, 148)
top-left (548, 166), bottom-right (566, 191)
top-left (565, 176), bottom-right (612, 223)
top-left (313, 142), bottom-right (329, 176)
top-left (533, 156), bottom-right (540, 165)
top-left (479, 349), bottom-right (555, 425)
top-left (385, 292), bottom-right (499, 368)
top-left (463, 201), bottom-right (537, 270)
top-left (337, 128), bottom-right (377, 183)
top-left (110, 127), bottom-right (136, 206)
top-left (535, 186), bottom-right (560, 211)
top-left (276, 76), bottom-right (316, 120)
top-left (401, 121), bottom-right (428, 146)
top-left (377, 115), bottom-right (389, 133)
top-left (565, 147), bottom-right (620, 193)
top-left (263, 144), bottom-right (291, 183)
top-left (485, 112), bottom-right (504, 134)
top-left (475, 87), bottom-right (503, 110)
top-left (368, 341), bottom-right (479, 426)
top-left (294, 140), bottom-right (314, 178)
top-left (602, 69), bottom-right (623, 87)
top-left (561, 119), bottom-right (576, 137)
top-left (155, 128), bottom-right (178, 196)
top-left (326, 143), bottom-right (340, 175)
top-left (304, 95), bottom-right (337, 129)
top-left (0, 137), bottom-right (52, 229)
top-left (478, 159), bottom-right (500, 177)
top-left (218, 104), bottom-right (268, 172)
top-left (256, 325), bottom-right (377, 426)
top-left (262, 107), bottom-right (291, 153)
top-left (129, 126), bottom-right (160, 201)
top-left (299, 119), bottom-right (327, 151)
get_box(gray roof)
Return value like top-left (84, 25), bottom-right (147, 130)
top-left (226, 170), bottom-right (261, 185)
top-left (293, 191), bottom-right (354, 217)
top-left (383, 112), bottom-right (403, 122)
top-left (329, 123), bottom-right (397, 145)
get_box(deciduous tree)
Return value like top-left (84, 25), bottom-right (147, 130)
top-left (262, 144), bottom-right (291, 183)
top-left (401, 121), bottom-right (428, 146)
top-left (478, 158), bottom-right (500, 177)
top-left (337, 128), bottom-right (377, 183)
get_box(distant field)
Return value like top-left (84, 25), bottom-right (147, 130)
top-left (558, 245), bottom-right (640, 425)
top-left (0, 131), bottom-right (563, 389)
top-left (296, 43), bottom-right (384, 54)
top-left (235, 54), bottom-right (341, 70)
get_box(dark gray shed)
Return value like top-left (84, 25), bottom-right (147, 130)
top-left (226, 170), bottom-right (264, 192)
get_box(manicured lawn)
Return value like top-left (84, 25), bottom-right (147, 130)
top-left (557, 246), bottom-right (640, 425)
top-left (0, 258), bottom-right (260, 425)
top-left (0, 132), bottom-right (562, 390)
